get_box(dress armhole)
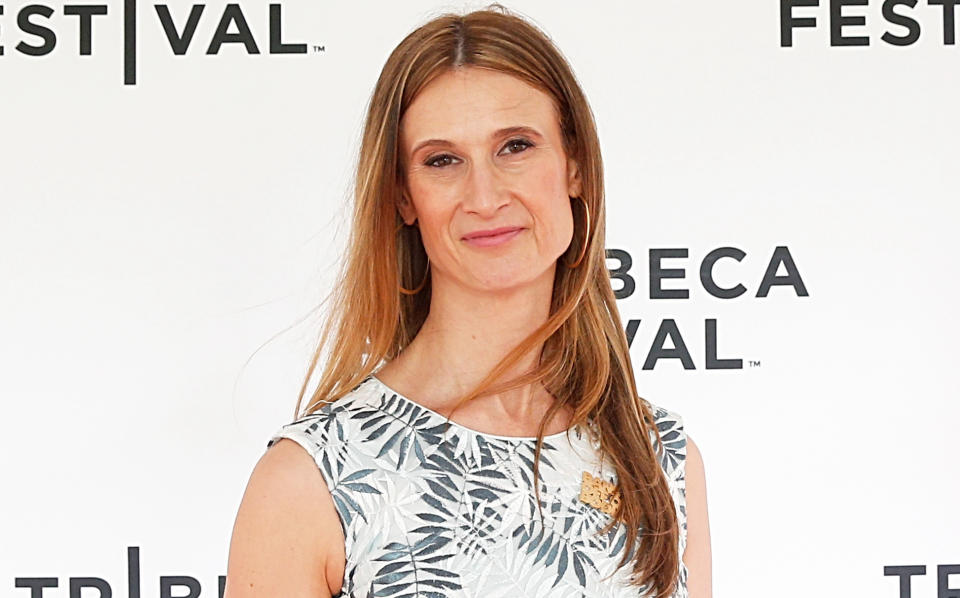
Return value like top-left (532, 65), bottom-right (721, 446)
top-left (674, 413), bottom-right (688, 553)
top-left (654, 407), bottom-right (689, 598)
top-left (651, 407), bottom-right (688, 558)
top-left (266, 419), bottom-right (354, 565)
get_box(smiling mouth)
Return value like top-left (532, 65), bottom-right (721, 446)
top-left (461, 227), bottom-right (525, 248)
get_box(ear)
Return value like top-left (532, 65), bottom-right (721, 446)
top-left (567, 156), bottom-right (583, 198)
top-left (397, 188), bottom-right (418, 225)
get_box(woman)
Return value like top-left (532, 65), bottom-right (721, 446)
top-left (225, 5), bottom-right (711, 598)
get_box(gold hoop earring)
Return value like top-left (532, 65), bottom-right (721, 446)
top-left (399, 259), bottom-right (430, 295)
top-left (396, 220), bottom-right (431, 295)
top-left (564, 196), bottom-right (591, 269)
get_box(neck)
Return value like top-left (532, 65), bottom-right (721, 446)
top-left (386, 262), bottom-right (559, 424)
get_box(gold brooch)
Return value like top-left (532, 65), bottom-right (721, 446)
top-left (579, 471), bottom-right (621, 515)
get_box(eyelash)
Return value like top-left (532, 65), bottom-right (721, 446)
top-left (424, 137), bottom-right (535, 168)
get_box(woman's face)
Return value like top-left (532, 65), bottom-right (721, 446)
top-left (398, 66), bottom-right (582, 294)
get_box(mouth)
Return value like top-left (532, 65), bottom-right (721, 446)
top-left (461, 226), bottom-right (525, 247)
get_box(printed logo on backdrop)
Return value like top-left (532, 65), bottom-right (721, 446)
top-left (780, 0), bottom-right (960, 46)
top-left (606, 246), bottom-right (808, 370)
top-left (0, 1), bottom-right (321, 84)
top-left (884, 564), bottom-right (960, 598)
top-left (14, 547), bottom-right (225, 598)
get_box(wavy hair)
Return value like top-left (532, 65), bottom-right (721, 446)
top-left (292, 4), bottom-right (680, 596)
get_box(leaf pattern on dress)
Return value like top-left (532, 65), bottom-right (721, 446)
top-left (268, 375), bottom-right (689, 598)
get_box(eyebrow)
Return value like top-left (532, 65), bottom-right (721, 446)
top-left (408, 125), bottom-right (544, 157)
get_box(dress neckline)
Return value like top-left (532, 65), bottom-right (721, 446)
top-left (367, 374), bottom-right (579, 442)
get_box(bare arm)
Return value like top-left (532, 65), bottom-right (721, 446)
top-left (683, 434), bottom-right (713, 598)
top-left (223, 438), bottom-right (346, 598)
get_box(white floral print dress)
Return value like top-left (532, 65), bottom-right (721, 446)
top-left (267, 375), bottom-right (688, 598)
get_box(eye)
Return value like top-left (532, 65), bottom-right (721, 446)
top-left (501, 137), bottom-right (534, 155)
top-left (423, 138), bottom-right (534, 168)
top-left (424, 153), bottom-right (458, 168)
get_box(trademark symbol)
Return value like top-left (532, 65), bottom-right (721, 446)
top-left (749, 360), bottom-right (761, 368)
top-left (313, 45), bottom-right (325, 53)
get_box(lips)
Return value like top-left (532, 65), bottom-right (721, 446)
top-left (462, 226), bottom-right (524, 240)
top-left (461, 226), bottom-right (525, 248)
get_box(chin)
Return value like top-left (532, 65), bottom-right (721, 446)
top-left (468, 265), bottom-right (555, 293)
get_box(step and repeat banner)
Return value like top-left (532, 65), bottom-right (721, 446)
top-left (2, 1), bottom-right (957, 597)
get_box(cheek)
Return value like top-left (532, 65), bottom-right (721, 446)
top-left (405, 183), bottom-right (452, 255)
top-left (550, 199), bottom-right (575, 250)
top-left (530, 164), bottom-right (575, 247)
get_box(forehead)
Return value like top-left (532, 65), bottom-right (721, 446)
top-left (400, 67), bottom-right (560, 148)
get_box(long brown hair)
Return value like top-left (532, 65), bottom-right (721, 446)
top-left (292, 4), bottom-right (679, 596)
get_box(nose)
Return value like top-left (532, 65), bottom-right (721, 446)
top-left (461, 157), bottom-right (509, 218)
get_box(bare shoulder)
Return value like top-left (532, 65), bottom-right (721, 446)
top-left (686, 433), bottom-right (704, 472)
top-left (224, 438), bottom-right (346, 598)
top-left (682, 433), bottom-right (713, 598)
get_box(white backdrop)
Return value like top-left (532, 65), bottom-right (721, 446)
top-left (2, 1), bottom-right (958, 597)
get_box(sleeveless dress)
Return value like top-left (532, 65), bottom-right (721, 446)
top-left (267, 374), bottom-right (688, 598)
